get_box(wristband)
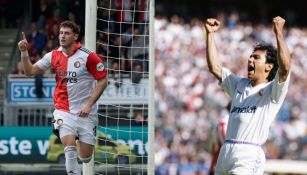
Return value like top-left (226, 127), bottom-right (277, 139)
top-left (21, 50), bottom-right (29, 57)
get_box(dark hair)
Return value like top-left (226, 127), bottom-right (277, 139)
top-left (253, 43), bottom-right (278, 81)
top-left (60, 21), bottom-right (80, 34)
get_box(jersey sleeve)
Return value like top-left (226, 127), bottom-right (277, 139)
top-left (34, 51), bottom-right (52, 71)
top-left (271, 70), bottom-right (291, 103)
top-left (219, 67), bottom-right (242, 98)
top-left (86, 52), bottom-right (107, 80)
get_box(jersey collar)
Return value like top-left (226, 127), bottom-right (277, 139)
top-left (58, 42), bottom-right (81, 57)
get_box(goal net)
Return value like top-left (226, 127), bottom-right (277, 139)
top-left (84, 0), bottom-right (154, 174)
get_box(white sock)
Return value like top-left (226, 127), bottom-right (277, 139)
top-left (64, 146), bottom-right (81, 175)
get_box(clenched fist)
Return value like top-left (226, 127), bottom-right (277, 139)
top-left (273, 16), bottom-right (285, 34)
top-left (18, 32), bottom-right (28, 52)
top-left (205, 18), bottom-right (220, 33)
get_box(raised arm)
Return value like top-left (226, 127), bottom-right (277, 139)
top-left (18, 32), bottom-right (44, 76)
top-left (273, 16), bottom-right (291, 83)
top-left (204, 18), bottom-right (222, 82)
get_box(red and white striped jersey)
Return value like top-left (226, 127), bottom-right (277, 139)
top-left (35, 43), bottom-right (107, 115)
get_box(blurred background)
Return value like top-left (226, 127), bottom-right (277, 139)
top-left (155, 0), bottom-right (307, 174)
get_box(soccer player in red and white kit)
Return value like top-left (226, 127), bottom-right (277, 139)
top-left (204, 16), bottom-right (291, 174)
top-left (18, 21), bottom-right (108, 175)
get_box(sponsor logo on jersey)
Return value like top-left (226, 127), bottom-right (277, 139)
top-left (231, 105), bottom-right (257, 114)
top-left (58, 70), bottom-right (78, 83)
top-left (74, 61), bottom-right (80, 68)
top-left (61, 77), bottom-right (78, 83)
top-left (96, 62), bottom-right (105, 71)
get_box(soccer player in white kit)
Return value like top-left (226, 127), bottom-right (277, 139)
top-left (204, 16), bottom-right (291, 175)
top-left (18, 21), bottom-right (108, 175)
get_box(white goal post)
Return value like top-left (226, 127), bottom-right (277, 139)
top-left (84, 0), bottom-right (154, 174)
top-left (84, 1), bottom-right (97, 175)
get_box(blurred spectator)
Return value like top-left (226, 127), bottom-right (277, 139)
top-left (135, 0), bottom-right (149, 33)
top-left (177, 155), bottom-right (198, 175)
top-left (32, 0), bottom-right (51, 22)
top-left (97, 0), bottom-right (116, 31)
top-left (155, 159), bottom-right (170, 175)
top-left (34, 74), bottom-right (43, 98)
top-left (27, 22), bottom-right (47, 56)
top-left (132, 63), bottom-right (143, 84)
top-left (131, 110), bottom-right (147, 126)
top-left (11, 61), bottom-right (24, 75)
top-left (115, 0), bottom-right (134, 33)
top-left (68, 0), bottom-right (85, 26)
top-left (127, 28), bottom-right (149, 71)
top-left (108, 36), bottom-right (126, 83)
top-left (50, 0), bottom-right (68, 19)
top-left (67, 12), bottom-right (78, 25)
top-left (46, 8), bottom-right (64, 35)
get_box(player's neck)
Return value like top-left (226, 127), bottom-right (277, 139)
top-left (62, 44), bottom-right (75, 56)
top-left (250, 78), bottom-right (268, 87)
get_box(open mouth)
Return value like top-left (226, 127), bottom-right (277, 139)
top-left (248, 65), bottom-right (255, 72)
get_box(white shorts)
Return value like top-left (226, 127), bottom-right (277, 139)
top-left (215, 140), bottom-right (265, 175)
top-left (53, 109), bottom-right (98, 145)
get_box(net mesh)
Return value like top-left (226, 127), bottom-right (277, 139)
top-left (94, 0), bottom-right (150, 174)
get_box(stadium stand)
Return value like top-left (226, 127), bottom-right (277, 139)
top-left (0, 0), bottom-right (25, 125)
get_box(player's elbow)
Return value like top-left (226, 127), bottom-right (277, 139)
top-left (208, 65), bottom-right (221, 76)
top-left (279, 62), bottom-right (291, 77)
top-left (279, 56), bottom-right (291, 72)
top-left (207, 68), bottom-right (222, 82)
top-left (24, 70), bottom-right (33, 76)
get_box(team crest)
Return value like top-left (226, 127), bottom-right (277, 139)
top-left (74, 61), bottom-right (80, 68)
top-left (96, 62), bottom-right (105, 71)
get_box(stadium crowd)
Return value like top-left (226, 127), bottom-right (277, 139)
top-left (155, 14), bottom-right (307, 174)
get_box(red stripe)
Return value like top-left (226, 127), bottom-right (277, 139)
top-left (52, 51), bottom-right (69, 111)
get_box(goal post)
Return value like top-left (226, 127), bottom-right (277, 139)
top-left (84, 0), bottom-right (97, 175)
top-left (147, 0), bottom-right (155, 174)
top-left (84, 0), bottom-right (154, 174)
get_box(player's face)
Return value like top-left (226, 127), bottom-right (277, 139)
top-left (247, 50), bottom-right (272, 81)
top-left (59, 27), bottom-right (78, 48)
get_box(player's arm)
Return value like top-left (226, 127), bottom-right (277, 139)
top-left (78, 77), bottom-right (108, 117)
top-left (18, 32), bottom-right (44, 76)
top-left (204, 18), bottom-right (222, 82)
top-left (273, 16), bottom-right (291, 83)
top-left (78, 51), bottom-right (108, 117)
top-left (86, 77), bottom-right (108, 108)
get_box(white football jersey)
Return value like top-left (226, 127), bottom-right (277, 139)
top-left (220, 68), bottom-right (290, 145)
